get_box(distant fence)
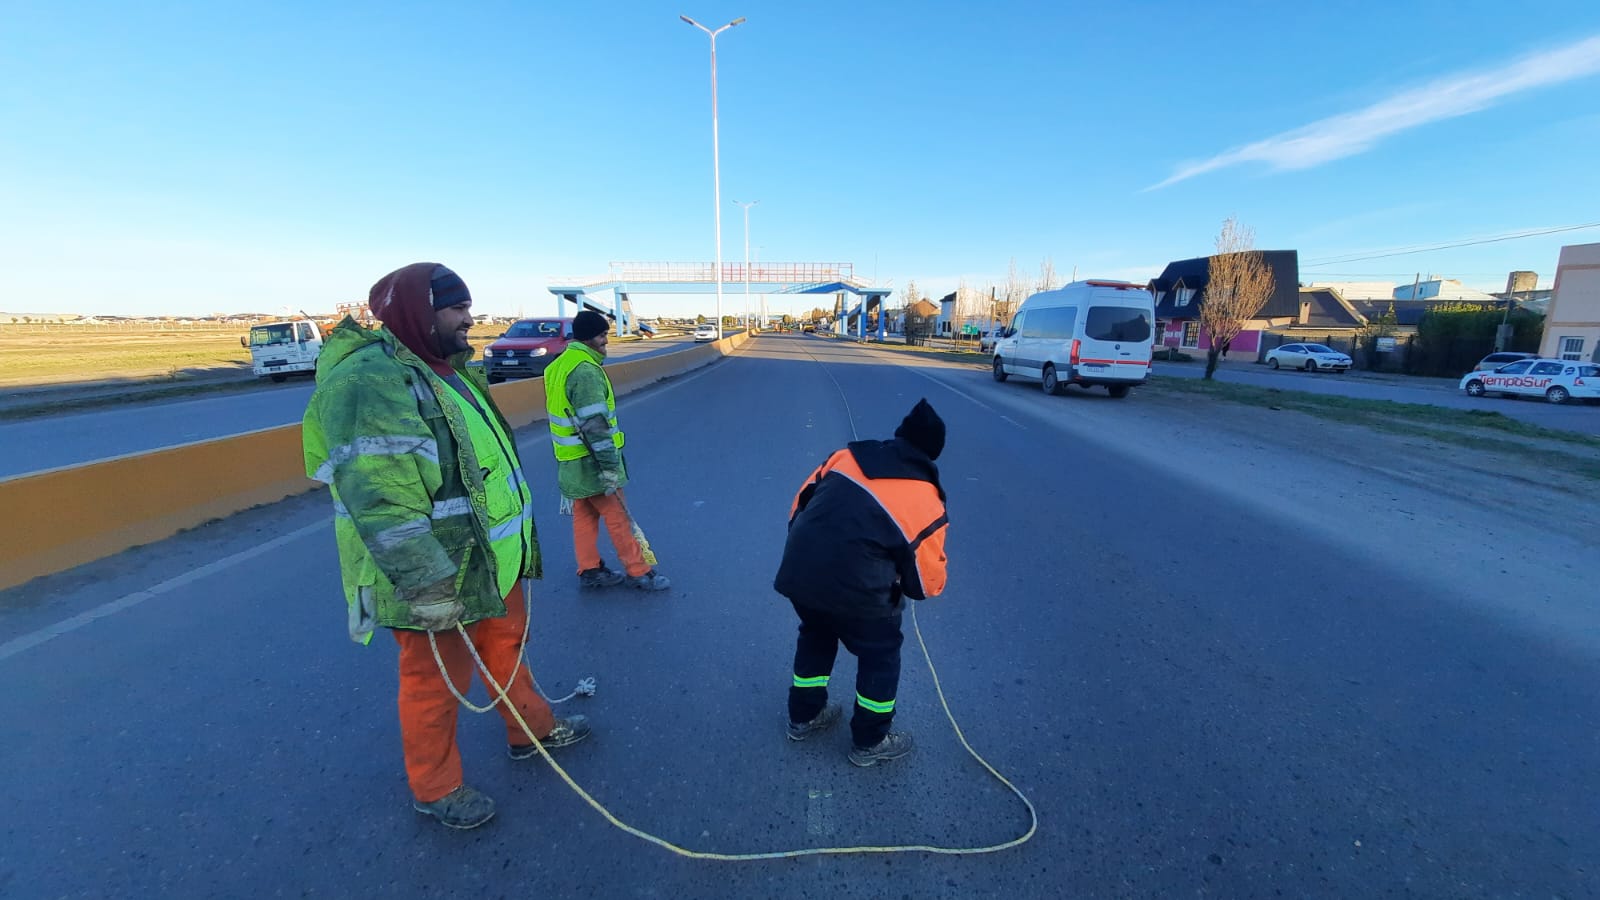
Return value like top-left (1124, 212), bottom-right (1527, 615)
top-left (1255, 331), bottom-right (1541, 376)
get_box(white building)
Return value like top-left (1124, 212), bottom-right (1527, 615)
top-left (1539, 242), bottom-right (1600, 363)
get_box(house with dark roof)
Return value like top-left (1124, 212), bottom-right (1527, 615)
top-left (1146, 250), bottom-right (1302, 354)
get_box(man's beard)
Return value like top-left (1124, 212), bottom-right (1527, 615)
top-left (436, 330), bottom-right (470, 356)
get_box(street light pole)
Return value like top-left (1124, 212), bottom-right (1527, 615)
top-left (733, 200), bottom-right (757, 330)
top-left (681, 14), bottom-right (745, 338)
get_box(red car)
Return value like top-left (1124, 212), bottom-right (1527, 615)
top-left (483, 317), bottom-right (574, 383)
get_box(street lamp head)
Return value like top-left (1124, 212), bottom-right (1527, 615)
top-left (728, 16), bottom-right (746, 26)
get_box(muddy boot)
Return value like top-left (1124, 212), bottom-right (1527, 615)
top-left (628, 570), bottom-right (671, 591)
top-left (413, 785), bottom-right (495, 829)
top-left (848, 732), bottom-right (915, 768)
top-left (579, 564), bottom-right (625, 588)
top-left (787, 703), bottom-right (842, 742)
top-left (508, 715), bottom-right (592, 758)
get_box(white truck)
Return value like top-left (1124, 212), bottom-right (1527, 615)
top-left (243, 319), bottom-right (324, 382)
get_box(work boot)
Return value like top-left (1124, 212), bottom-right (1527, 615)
top-left (413, 784), bottom-right (495, 830)
top-left (578, 564), bottom-right (624, 588)
top-left (508, 715), bottom-right (592, 759)
top-left (848, 731), bottom-right (915, 768)
top-left (787, 702), bottom-right (842, 742)
top-left (628, 570), bottom-right (671, 591)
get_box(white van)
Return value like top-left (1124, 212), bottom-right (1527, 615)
top-left (991, 280), bottom-right (1155, 397)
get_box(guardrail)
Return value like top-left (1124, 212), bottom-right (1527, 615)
top-left (0, 332), bottom-right (753, 592)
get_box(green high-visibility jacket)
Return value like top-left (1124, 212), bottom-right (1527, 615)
top-left (302, 317), bottom-right (542, 644)
top-left (543, 342), bottom-right (629, 500)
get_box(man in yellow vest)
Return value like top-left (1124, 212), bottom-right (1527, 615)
top-left (303, 263), bottom-right (591, 830)
top-left (543, 310), bottom-right (671, 591)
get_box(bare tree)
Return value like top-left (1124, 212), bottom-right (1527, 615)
top-left (950, 278), bottom-right (991, 342)
top-left (901, 279), bottom-right (920, 308)
top-left (1037, 256), bottom-right (1059, 293)
top-left (1001, 257), bottom-right (1029, 325)
top-left (1199, 217), bottom-right (1275, 379)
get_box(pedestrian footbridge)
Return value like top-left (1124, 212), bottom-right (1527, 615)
top-left (548, 262), bottom-right (892, 337)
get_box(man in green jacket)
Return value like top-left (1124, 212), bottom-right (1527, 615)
top-left (303, 263), bottom-right (590, 830)
top-left (543, 310), bottom-right (670, 591)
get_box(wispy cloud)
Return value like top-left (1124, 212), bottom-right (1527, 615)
top-left (1146, 34), bottom-right (1600, 191)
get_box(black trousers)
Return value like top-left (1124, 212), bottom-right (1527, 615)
top-left (788, 600), bottom-right (904, 748)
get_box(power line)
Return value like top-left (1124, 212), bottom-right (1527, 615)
top-left (1302, 222), bottom-right (1600, 267)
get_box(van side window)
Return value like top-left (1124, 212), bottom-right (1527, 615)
top-left (1009, 313), bottom-right (1026, 335)
top-left (1085, 306), bottom-right (1152, 343)
top-left (1025, 307), bottom-right (1077, 339)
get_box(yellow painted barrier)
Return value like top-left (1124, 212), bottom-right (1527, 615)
top-left (0, 333), bottom-right (753, 591)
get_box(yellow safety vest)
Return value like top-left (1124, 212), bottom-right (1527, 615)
top-left (442, 380), bottom-right (533, 598)
top-left (544, 346), bottom-right (625, 461)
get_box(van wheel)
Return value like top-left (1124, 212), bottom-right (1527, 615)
top-left (1108, 385), bottom-right (1130, 398)
top-left (1042, 364), bottom-right (1060, 395)
top-left (270, 374), bottom-right (288, 383)
top-left (992, 356), bottom-right (1007, 382)
top-left (1546, 385), bottom-right (1570, 405)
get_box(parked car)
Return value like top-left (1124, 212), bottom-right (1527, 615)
top-left (979, 328), bottom-right (1006, 354)
top-left (1459, 358), bottom-right (1600, 405)
top-left (1470, 351), bottom-right (1536, 372)
top-left (482, 317), bottom-right (573, 383)
top-left (693, 323), bottom-right (720, 342)
top-left (1265, 343), bottom-right (1351, 372)
top-left (637, 321), bottom-right (657, 339)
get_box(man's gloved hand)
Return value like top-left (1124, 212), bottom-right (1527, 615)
top-left (599, 469), bottom-right (622, 496)
top-left (410, 597), bottom-right (465, 631)
top-left (407, 577), bottom-right (466, 631)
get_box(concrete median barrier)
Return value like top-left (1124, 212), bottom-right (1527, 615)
top-left (0, 332), bottom-right (751, 591)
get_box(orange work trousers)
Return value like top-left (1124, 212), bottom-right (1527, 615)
top-left (391, 580), bottom-right (555, 803)
top-left (572, 490), bottom-right (648, 577)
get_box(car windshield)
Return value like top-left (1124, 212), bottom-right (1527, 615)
top-left (505, 320), bottom-right (565, 338)
top-left (1304, 344), bottom-right (1335, 354)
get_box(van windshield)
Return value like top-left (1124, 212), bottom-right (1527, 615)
top-left (1084, 306), bottom-right (1151, 343)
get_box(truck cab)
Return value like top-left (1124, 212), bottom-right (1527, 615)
top-left (245, 320), bottom-right (324, 382)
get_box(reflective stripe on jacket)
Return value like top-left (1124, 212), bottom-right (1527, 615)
top-left (773, 438), bottom-right (948, 618)
top-left (440, 379), bottom-right (535, 599)
top-left (302, 317), bottom-right (542, 644)
top-left (543, 342), bottom-right (629, 500)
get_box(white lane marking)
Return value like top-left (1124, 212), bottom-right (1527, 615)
top-left (0, 519), bottom-right (329, 662)
top-left (903, 365), bottom-right (1027, 429)
top-left (806, 789), bottom-right (834, 837)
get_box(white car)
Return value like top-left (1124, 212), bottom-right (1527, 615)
top-left (1265, 343), bottom-right (1351, 372)
top-left (1460, 358), bottom-right (1600, 405)
top-left (693, 323), bottom-right (720, 342)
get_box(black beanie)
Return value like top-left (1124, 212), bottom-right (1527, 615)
top-left (429, 265), bottom-right (471, 310)
top-left (571, 310), bottom-right (610, 341)
top-left (894, 398), bottom-right (945, 461)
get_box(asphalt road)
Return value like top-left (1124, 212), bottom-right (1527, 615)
top-left (0, 333), bottom-right (703, 479)
top-left (2, 334), bottom-right (1596, 897)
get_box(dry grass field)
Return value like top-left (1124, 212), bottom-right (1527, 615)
top-left (0, 323), bottom-right (253, 388)
top-left (0, 322), bottom-right (506, 389)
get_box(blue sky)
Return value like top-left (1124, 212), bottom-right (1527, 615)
top-left (4, 1), bottom-right (1599, 319)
